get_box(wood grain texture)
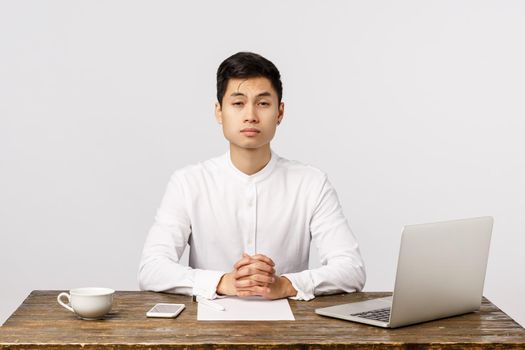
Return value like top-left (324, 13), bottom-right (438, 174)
top-left (0, 291), bottom-right (523, 349)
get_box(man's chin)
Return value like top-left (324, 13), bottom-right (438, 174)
top-left (230, 141), bottom-right (270, 151)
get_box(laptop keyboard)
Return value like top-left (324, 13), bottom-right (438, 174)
top-left (351, 307), bottom-right (391, 322)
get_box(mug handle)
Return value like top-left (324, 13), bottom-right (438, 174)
top-left (57, 292), bottom-right (74, 313)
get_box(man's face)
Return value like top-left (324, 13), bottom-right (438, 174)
top-left (215, 76), bottom-right (284, 151)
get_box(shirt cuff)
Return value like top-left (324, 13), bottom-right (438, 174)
top-left (281, 272), bottom-right (315, 301)
top-left (192, 269), bottom-right (226, 299)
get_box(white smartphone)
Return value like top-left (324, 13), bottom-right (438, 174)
top-left (146, 303), bottom-right (185, 318)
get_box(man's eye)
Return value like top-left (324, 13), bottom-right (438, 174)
top-left (259, 102), bottom-right (270, 106)
top-left (233, 102), bottom-right (243, 106)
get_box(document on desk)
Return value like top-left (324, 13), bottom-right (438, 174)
top-left (197, 296), bottom-right (295, 321)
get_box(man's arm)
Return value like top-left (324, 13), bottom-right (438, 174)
top-left (138, 173), bottom-right (226, 299)
top-left (281, 175), bottom-right (366, 300)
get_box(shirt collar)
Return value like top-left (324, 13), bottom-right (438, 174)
top-left (225, 149), bottom-right (279, 184)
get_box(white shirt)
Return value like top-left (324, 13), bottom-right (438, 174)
top-left (138, 150), bottom-right (366, 300)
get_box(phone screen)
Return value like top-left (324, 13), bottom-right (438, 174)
top-left (150, 304), bottom-right (182, 313)
top-left (147, 303), bottom-right (185, 318)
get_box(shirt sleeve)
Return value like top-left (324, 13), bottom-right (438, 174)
top-left (137, 173), bottom-right (226, 299)
top-left (282, 175), bottom-right (366, 301)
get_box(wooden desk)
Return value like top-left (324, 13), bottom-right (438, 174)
top-left (0, 291), bottom-right (524, 349)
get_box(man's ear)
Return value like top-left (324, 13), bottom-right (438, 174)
top-left (277, 102), bottom-right (285, 125)
top-left (215, 102), bottom-right (223, 124)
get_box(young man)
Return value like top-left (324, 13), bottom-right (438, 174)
top-left (138, 52), bottom-right (366, 300)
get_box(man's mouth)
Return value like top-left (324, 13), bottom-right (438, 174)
top-left (241, 128), bottom-right (260, 136)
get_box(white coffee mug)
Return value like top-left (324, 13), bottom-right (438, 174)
top-left (57, 287), bottom-right (115, 320)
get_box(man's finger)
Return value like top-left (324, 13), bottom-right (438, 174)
top-left (237, 290), bottom-right (257, 297)
top-left (234, 267), bottom-right (271, 280)
top-left (234, 265), bottom-right (275, 279)
top-left (249, 254), bottom-right (275, 266)
top-left (235, 279), bottom-right (265, 289)
top-left (235, 253), bottom-right (275, 268)
top-left (235, 274), bottom-right (274, 287)
top-left (236, 285), bottom-right (270, 296)
top-left (250, 261), bottom-right (275, 273)
top-left (235, 260), bottom-right (275, 274)
top-left (233, 256), bottom-right (252, 269)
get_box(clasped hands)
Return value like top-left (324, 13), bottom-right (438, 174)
top-left (216, 253), bottom-right (297, 300)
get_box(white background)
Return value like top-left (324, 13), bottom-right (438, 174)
top-left (1, 1), bottom-right (524, 327)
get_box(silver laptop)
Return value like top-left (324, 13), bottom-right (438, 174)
top-left (315, 216), bottom-right (493, 328)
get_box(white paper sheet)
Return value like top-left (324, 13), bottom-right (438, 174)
top-left (197, 296), bottom-right (295, 321)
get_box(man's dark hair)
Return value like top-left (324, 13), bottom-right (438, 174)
top-left (216, 52), bottom-right (283, 106)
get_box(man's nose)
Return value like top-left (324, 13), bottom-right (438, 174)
top-left (243, 104), bottom-right (259, 123)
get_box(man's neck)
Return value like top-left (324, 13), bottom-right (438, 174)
top-left (230, 144), bottom-right (272, 176)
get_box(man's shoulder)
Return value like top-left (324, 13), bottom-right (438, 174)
top-left (170, 153), bottom-right (225, 181)
top-left (275, 155), bottom-right (327, 183)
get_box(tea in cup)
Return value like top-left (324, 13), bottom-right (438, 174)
top-left (57, 287), bottom-right (114, 320)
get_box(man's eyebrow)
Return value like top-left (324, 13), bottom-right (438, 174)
top-left (229, 91), bottom-right (273, 98)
